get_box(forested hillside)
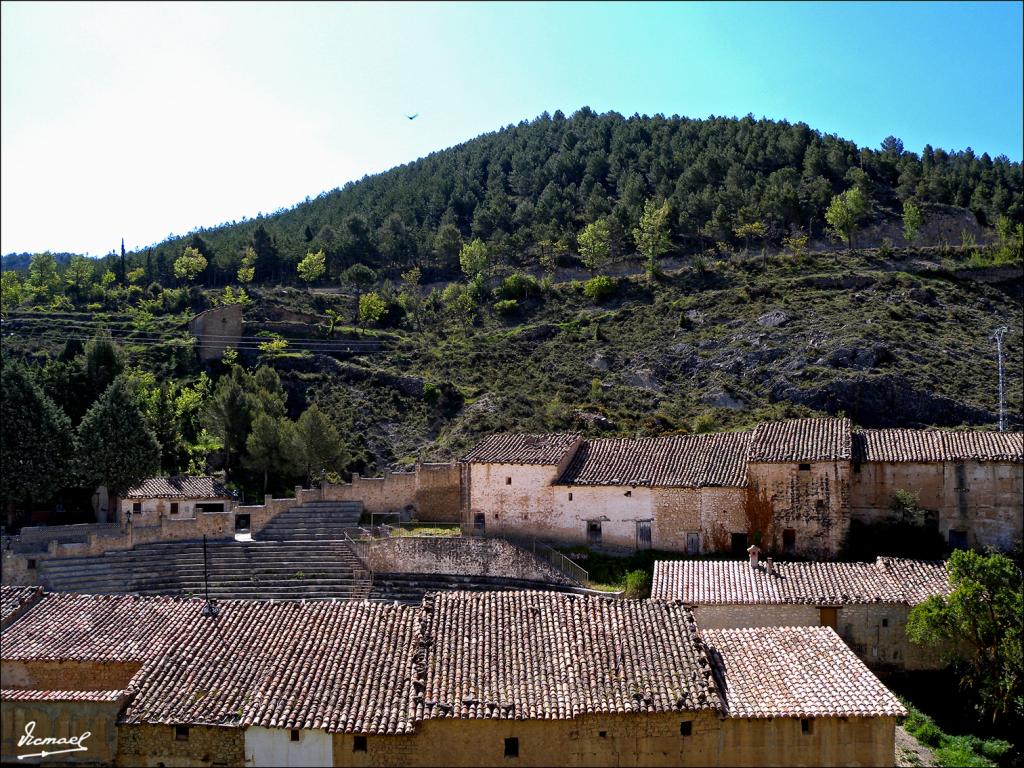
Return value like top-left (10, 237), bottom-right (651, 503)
top-left (1, 109), bottom-right (1021, 523)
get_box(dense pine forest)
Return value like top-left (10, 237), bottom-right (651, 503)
top-left (2, 108), bottom-right (1022, 524)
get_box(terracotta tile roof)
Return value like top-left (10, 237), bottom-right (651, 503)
top-left (749, 418), bottom-right (852, 462)
top-left (651, 558), bottom-right (949, 606)
top-left (855, 429), bottom-right (1024, 463)
top-left (875, 557), bottom-right (953, 604)
top-left (413, 591), bottom-right (721, 722)
top-left (557, 433), bottom-right (751, 488)
top-left (0, 585), bottom-right (43, 628)
top-left (1, 688), bottom-right (128, 702)
top-left (124, 476), bottom-right (231, 499)
top-left (0, 592), bottom-right (201, 662)
top-left (122, 600), bottom-right (418, 734)
top-left (702, 626), bottom-right (907, 718)
top-left (461, 433), bottom-right (581, 465)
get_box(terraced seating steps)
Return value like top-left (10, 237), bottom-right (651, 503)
top-left (256, 500), bottom-right (363, 541)
top-left (369, 572), bottom-right (600, 604)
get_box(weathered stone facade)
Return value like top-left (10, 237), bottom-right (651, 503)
top-left (746, 461), bottom-right (852, 558)
top-left (331, 712), bottom-right (896, 767)
top-left (850, 459), bottom-right (1024, 550)
top-left (1, 694), bottom-right (124, 765)
top-left (325, 462), bottom-right (461, 522)
top-left (115, 724), bottom-right (245, 767)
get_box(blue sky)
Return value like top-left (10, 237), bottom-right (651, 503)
top-left (2, 1), bottom-right (1021, 256)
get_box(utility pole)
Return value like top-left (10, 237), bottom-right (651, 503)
top-left (201, 534), bottom-right (217, 616)
top-left (992, 326), bottom-right (1008, 432)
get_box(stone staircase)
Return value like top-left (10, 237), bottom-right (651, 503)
top-left (369, 572), bottom-right (597, 604)
top-left (256, 500), bottom-right (363, 541)
top-left (36, 500), bottom-right (371, 601)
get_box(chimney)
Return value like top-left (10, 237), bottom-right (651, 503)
top-left (766, 557), bottom-right (774, 576)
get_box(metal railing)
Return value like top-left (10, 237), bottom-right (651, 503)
top-left (505, 536), bottom-right (590, 587)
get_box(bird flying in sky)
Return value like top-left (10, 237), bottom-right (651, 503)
top-left (406, 113), bottom-right (419, 120)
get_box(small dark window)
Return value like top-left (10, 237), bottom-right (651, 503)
top-left (505, 477), bottom-right (512, 485)
top-left (624, 490), bottom-right (631, 497)
top-left (881, 618), bottom-right (889, 628)
top-left (801, 718), bottom-right (812, 734)
top-left (27, 559), bottom-right (36, 570)
top-left (587, 520), bottom-right (602, 543)
top-left (798, 463), bottom-right (811, 471)
top-left (568, 492), bottom-right (573, 501)
top-left (170, 502), bottom-right (179, 514)
top-left (133, 502), bottom-right (142, 513)
top-left (473, 513), bottom-right (485, 531)
top-left (175, 726), bottom-right (189, 741)
top-left (598, 731), bottom-right (607, 738)
top-left (853, 461), bottom-right (862, 474)
top-left (783, 528), bottom-right (796, 555)
top-left (504, 737), bottom-right (519, 758)
top-left (680, 721), bottom-right (692, 736)
top-left (290, 729), bottom-right (300, 742)
top-left (730, 532), bottom-right (748, 556)
top-left (353, 735), bottom-right (367, 752)
top-left (948, 529), bottom-right (968, 550)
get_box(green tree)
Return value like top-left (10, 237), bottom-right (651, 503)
top-left (75, 378), bottom-right (161, 502)
top-left (903, 200), bottom-right (924, 244)
top-left (399, 265), bottom-right (422, 329)
top-left (297, 249), bottom-right (326, 285)
top-left (441, 283), bottom-right (477, 327)
top-left (784, 232), bottom-right (810, 264)
top-left (237, 246), bottom-right (257, 284)
top-left (1, 271), bottom-right (25, 314)
top-left (0, 365), bottom-right (73, 517)
top-left (64, 256), bottom-right (96, 302)
top-left (173, 246), bottom-right (208, 284)
top-left (433, 223), bottom-right (464, 271)
top-left (202, 367), bottom-right (252, 480)
top-left (359, 292), bottom-right (388, 325)
top-left (289, 405), bottom-right (347, 486)
top-left (907, 549), bottom-right (1023, 724)
top-left (27, 253), bottom-right (61, 302)
top-left (459, 238), bottom-right (489, 280)
top-left (734, 221), bottom-right (767, 255)
top-left (633, 200), bottom-right (672, 278)
top-left (244, 413), bottom-right (298, 495)
top-left (825, 187), bottom-right (870, 250)
top-left (577, 218), bottom-right (612, 274)
top-left (340, 263), bottom-right (376, 323)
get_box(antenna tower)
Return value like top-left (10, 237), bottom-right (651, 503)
top-left (992, 326), bottom-right (1008, 432)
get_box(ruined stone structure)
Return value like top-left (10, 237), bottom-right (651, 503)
top-left (188, 302), bottom-right (243, 362)
top-left (1, 587), bottom-right (905, 767)
top-left (652, 557), bottom-right (952, 671)
top-left (462, 420), bottom-right (1023, 557)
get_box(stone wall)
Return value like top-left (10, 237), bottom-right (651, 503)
top-left (652, 487), bottom-right (747, 554)
top-left (367, 537), bottom-right (575, 585)
top-left (331, 711), bottom-right (896, 767)
top-left (116, 724), bottom-right (245, 767)
top-left (465, 463), bottom-right (562, 538)
top-left (323, 463), bottom-right (461, 522)
top-left (694, 603), bottom-right (944, 672)
top-left (1, 660), bottom-right (143, 691)
top-left (2, 696), bottom-right (123, 765)
top-left (188, 303), bottom-right (243, 363)
top-left (850, 460), bottom-right (1023, 551)
top-left (747, 461), bottom-right (852, 557)
top-left (120, 496), bottom-right (232, 524)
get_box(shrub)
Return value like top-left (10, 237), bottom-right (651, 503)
top-left (493, 299), bottom-right (519, 315)
top-left (582, 275), bottom-right (617, 303)
top-left (623, 570), bottom-right (650, 599)
top-left (879, 237), bottom-right (894, 258)
top-left (496, 272), bottom-right (538, 300)
top-left (691, 411), bottom-right (718, 434)
top-left (422, 382), bottom-right (440, 406)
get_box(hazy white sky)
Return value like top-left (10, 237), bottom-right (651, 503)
top-left (2, 1), bottom-right (1021, 256)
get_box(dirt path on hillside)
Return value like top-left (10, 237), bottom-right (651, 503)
top-left (896, 725), bottom-right (938, 767)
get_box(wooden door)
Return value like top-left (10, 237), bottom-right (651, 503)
top-left (819, 607), bottom-right (838, 629)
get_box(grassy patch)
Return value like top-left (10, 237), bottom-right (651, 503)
top-left (900, 699), bottom-right (1012, 768)
top-left (390, 525), bottom-right (461, 537)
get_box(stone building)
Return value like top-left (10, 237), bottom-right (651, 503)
top-left (461, 420), bottom-right (1022, 558)
top-left (851, 429), bottom-right (1024, 551)
top-left (120, 476), bottom-right (236, 526)
top-left (1, 588), bottom-right (906, 767)
top-left (651, 557), bottom-right (951, 670)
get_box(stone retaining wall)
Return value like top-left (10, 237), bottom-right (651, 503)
top-left (367, 537), bottom-right (576, 585)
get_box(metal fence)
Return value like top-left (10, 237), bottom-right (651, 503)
top-left (505, 536), bottom-right (590, 587)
